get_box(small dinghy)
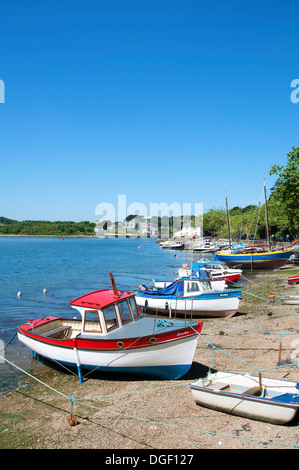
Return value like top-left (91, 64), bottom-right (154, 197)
top-left (190, 371), bottom-right (299, 424)
top-left (280, 296), bottom-right (299, 305)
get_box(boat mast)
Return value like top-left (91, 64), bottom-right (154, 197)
top-left (109, 272), bottom-right (120, 299)
top-left (225, 192), bottom-right (232, 250)
top-left (264, 179), bottom-right (271, 251)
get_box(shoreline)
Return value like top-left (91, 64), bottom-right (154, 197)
top-left (1, 265), bottom-right (299, 450)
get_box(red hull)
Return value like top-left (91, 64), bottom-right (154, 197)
top-left (288, 275), bottom-right (299, 285)
top-left (213, 274), bottom-right (241, 284)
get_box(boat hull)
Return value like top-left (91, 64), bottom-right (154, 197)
top-left (280, 296), bottom-right (299, 305)
top-left (136, 292), bottom-right (241, 318)
top-left (190, 372), bottom-right (299, 424)
top-left (288, 275), bottom-right (299, 285)
top-left (215, 249), bottom-right (292, 270)
top-left (17, 321), bottom-right (202, 380)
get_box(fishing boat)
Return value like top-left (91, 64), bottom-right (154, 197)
top-left (169, 241), bottom-right (185, 250)
top-left (191, 260), bottom-right (242, 284)
top-left (153, 265), bottom-right (226, 291)
top-left (153, 277), bottom-right (226, 292)
top-left (193, 240), bottom-right (218, 253)
top-left (215, 184), bottom-right (293, 270)
top-left (17, 273), bottom-right (203, 382)
top-left (190, 371), bottom-right (299, 424)
top-left (136, 279), bottom-right (241, 318)
top-left (288, 275), bottom-right (299, 285)
top-left (280, 296), bottom-right (299, 305)
top-left (214, 248), bottom-right (292, 270)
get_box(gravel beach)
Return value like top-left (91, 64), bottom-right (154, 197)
top-left (1, 265), bottom-right (299, 451)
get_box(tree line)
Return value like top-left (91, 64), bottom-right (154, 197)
top-left (0, 218), bottom-right (96, 236)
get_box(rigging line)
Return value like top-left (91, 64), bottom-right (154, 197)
top-left (79, 400), bottom-right (297, 449)
top-left (201, 321), bottom-right (299, 336)
top-left (0, 354), bottom-right (70, 400)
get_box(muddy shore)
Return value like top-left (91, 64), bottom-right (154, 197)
top-left (1, 265), bottom-right (299, 451)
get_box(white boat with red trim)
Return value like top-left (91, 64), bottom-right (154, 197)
top-left (17, 274), bottom-right (203, 382)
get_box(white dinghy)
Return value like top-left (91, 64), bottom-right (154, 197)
top-left (190, 371), bottom-right (299, 424)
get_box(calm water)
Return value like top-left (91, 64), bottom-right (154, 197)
top-left (0, 236), bottom-right (200, 394)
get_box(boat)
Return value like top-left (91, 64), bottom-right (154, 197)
top-left (288, 275), bottom-right (299, 285)
top-left (153, 264), bottom-right (227, 292)
top-left (193, 240), bottom-right (218, 253)
top-left (290, 252), bottom-right (299, 265)
top-left (214, 248), bottom-right (292, 270)
top-left (280, 296), bottom-right (299, 305)
top-left (136, 279), bottom-right (241, 318)
top-left (160, 240), bottom-right (173, 249)
top-left (214, 184), bottom-right (293, 270)
top-left (169, 241), bottom-right (184, 250)
top-left (190, 371), bottom-right (299, 424)
top-left (191, 260), bottom-right (242, 284)
top-left (153, 277), bottom-right (226, 292)
top-left (17, 273), bottom-right (203, 382)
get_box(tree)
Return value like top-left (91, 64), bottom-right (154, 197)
top-left (269, 146), bottom-right (299, 233)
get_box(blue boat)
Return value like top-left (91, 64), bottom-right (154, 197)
top-left (136, 279), bottom-right (242, 318)
top-left (214, 247), bottom-right (292, 270)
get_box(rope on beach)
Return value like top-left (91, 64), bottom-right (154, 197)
top-left (1, 341), bottom-right (299, 449)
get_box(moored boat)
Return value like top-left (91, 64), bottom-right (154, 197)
top-left (191, 260), bottom-right (242, 284)
top-left (190, 371), bottom-right (299, 424)
top-left (280, 296), bottom-right (299, 305)
top-left (136, 279), bottom-right (241, 318)
top-left (214, 248), bottom-right (293, 270)
top-left (17, 273), bottom-right (203, 381)
top-left (215, 184), bottom-right (293, 270)
top-left (288, 275), bottom-right (299, 285)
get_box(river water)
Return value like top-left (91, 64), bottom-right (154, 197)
top-left (0, 236), bottom-right (204, 395)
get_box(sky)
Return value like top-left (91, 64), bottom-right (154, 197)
top-left (0, 0), bottom-right (299, 222)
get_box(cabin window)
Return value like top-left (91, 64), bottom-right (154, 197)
top-left (129, 297), bottom-right (140, 319)
top-left (201, 281), bottom-right (211, 290)
top-left (187, 282), bottom-right (200, 293)
top-left (103, 305), bottom-right (118, 331)
top-left (118, 300), bottom-right (132, 324)
top-left (83, 310), bottom-right (102, 333)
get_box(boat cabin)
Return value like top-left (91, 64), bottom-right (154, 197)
top-left (69, 289), bottom-right (141, 336)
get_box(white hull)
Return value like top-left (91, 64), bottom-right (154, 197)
top-left (136, 294), bottom-right (239, 318)
top-left (18, 330), bottom-right (198, 375)
top-left (190, 371), bottom-right (299, 424)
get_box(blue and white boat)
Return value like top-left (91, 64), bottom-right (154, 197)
top-left (135, 279), bottom-right (241, 318)
top-left (190, 371), bottom-right (299, 424)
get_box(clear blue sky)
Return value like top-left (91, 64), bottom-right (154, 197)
top-left (0, 0), bottom-right (299, 222)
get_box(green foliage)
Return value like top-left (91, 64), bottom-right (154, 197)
top-left (0, 218), bottom-right (96, 236)
top-left (269, 146), bottom-right (299, 232)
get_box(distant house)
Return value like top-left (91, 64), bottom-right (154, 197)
top-left (174, 226), bottom-right (202, 238)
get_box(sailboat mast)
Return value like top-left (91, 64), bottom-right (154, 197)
top-left (264, 179), bottom-right (271, 251)
top-left (225, 192), bottom-right (232, 249)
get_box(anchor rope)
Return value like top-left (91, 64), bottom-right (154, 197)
top-left (2, 321), bottom-right (299, 449)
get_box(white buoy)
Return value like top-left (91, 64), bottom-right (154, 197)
top-left (17, 291), bottom-right (21, 297)
top-left (43, 288), bottom-right (47, 295)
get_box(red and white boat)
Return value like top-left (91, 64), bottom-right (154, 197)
top-left (288, 275), bottom-right (299, 285)
top-left (17, 273), bottom-right (203, 382)
top-left (191, 260), bottom-right (242, 284)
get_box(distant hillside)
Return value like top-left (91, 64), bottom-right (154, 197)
top-left (0, 217), bottom-right (96, 236)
